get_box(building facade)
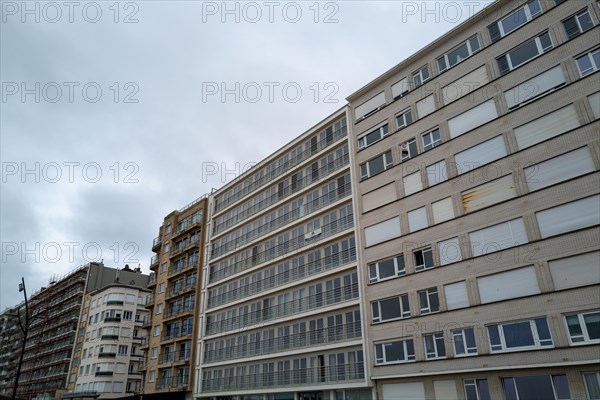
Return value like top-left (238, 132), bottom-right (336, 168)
top-left (0, 303), bottom-right (24, 397)
top-left (195, 108), bottom-right (372, 400)
top-left (141, 196), bottom-right (209, 399)
top-left (346, 0), bottom-right (600, 399)
top-left (64, 276), bottom-right (151, 399)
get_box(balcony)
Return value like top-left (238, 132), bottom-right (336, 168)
top-left (163, 305), bottom-right (194, 320)
top-left (106, 300), bottom-right (124, 306)
top-left (165, 280), bottom-right (197, 299)
top-left (156, 376), bottom-right (189, 390)
top-left (160, 329), bottom-right (192, 342)
top-left (169, 237), bottom-right (200, 259)
top-left (150, 255), bottom-right (159, 269)
top-left (152, 236), bottom-right (162, 252)
top-left (100, 335), bottom-right (119, 341)
top-left (104, 317), bottom-right (121, 323)
top-left (168, 260), bottom-right (197, 277)
top-left (95, 371), bottom-right (114, 377)
top-left (97, 352), bottom-right (116, 359)
top-left (148, 273), bottom-right (157, 287)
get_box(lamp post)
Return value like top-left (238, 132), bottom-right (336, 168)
top-left (11, 277), bottom-right (29, 400)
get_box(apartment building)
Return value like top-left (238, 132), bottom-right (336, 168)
top-left (195, 108), bottom-right (371, 400)
top-left (0, 303), bottom-right (24, 397)
top-left (64, 273), bottom-right (151, 399)
top-left (14, 262), bottom-right (148, 399)
top-left (141, 196), bottom-right (209, 399)
top-left (346, 0), bottom-right (600, 399)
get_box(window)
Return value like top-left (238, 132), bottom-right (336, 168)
top-left (412, 65), bottom-right (430, 88)
top-left (445, 281), bottom-right (469, 310)
top-left (358, 124), bottom-right (390, 149)
top-left (424, 332), bottom-right (446, 359)
top-left (453, 328), bottom-right (477, 356)
top-left (360, 151), bottom-right (393, 179)
top-left (442, 65), bottom-right (489, 105)
top-left (514, 104), bottom-right (580, 150)
top-left (549, 251), bottom-right (600, 290)
top-left (148, 370), bottom-right (155, 383)
top-left (364, 217), bottom-right (401, 247)
top-left (432, 197), bottom-right (454, 224)
top-left (497, 32), bottom-right (553, 75)
top-left (536, 195), bottom-right (600, 239)
top-left (400, 138), bottom-right (418, 161)
top-left (413, 247), bottom-right (433, 271)
top-left (438, 36), bottom-right (480, 71)
top-left (565, 311), bottom-right (600, 344)
top-left (554, 0), bottom-right (566, 4)
top-left (161, 263), bottom-right (167, 273)
top-left (583, 372), bottom-right (600, 400)
top-left (368, 255), bottom-right (405, 283)
top-left (487, 318), bottom-right (553, 352)
top-left (426, 160), bottom-right (448, 187)
top-left (355, 91), bottom-right (386, 120)
top-left (396, 108), bottom-right (413, 129)
top-left (408, 207), bottom-right (428, 233)
top-left (478, 266), bottom-right (540, 304)
top-left (123, 311), bottom-right (132, 320)
top-left (418, 287), bottom-right (440, 314)
top-left (448, 100), bottom-right (498, 139)
top-left (576, 48), bottom-right (600, 77)
top-left (153, 325), bottom-right (160, 336)
top-left (525, 147), bottom-right (595, 192)
top-left (563, 9), bottom-right (594, 39)
top-left (156, 303), bottom-right (163, 315)
top-left (151, 347), bottom-right (158, 359)
top-left (464, 379), bottom-right (491, 400)
top-left (392, 77), bottom-right (409, 99)
top-left (372, 295), bottom-right (410, 323)
top-left (488, 0), bottom-right (542, 42)
top-left (438, 237), bottom-right (461, 266)
top-left (416, 95), bottom-right (436, 118)
top-left (469, 218), bottom-right (528, 258)
top-left (504, 65), bottom-right (565, 109)
top-left (375, 339), bottom-right (415, 364)
top-left (403, 171), bottom-right (423, 196)
top-left (158, 283), bottom-right (165, 293)
top-left (501, 375), bottom-right (570, 400)
top-left (422, 128), bottom-right (441, 151)
top-left (118, 345), bottom-right (128, 355)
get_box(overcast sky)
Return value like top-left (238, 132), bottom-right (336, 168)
top-left (0, 0), bottom-right (494, 310)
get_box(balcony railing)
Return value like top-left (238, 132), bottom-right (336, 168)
top-left (204, 321), bottom-right (361, 363)
top-left (97, 352), bottom-right (116, 358)
top-left (206, 282), bottom-right (359, 336)
top-left (161, 329), bottom-right (193, 342)
top-left (164, 304), bottom-right (194, 319)
top-left (202, 362), bottom-right (364, 392)
top-left (152, 236), bottom-right (162, 250)
top-left (95, 371), bottom-right (114, 377)
top-left (166, 279), bottom-right (197, 299)
top-left (150, 255), bottom-right (159, 268)
top-left (156, 376), bottom-right (190, 390)
top-left (170, 236), bottom-right (200, 258)
top-left (104, 317), bottom-right (121, 323)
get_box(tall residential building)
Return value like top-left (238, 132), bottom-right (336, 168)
top-left (141, 196), bottom-right (208, 399)
top-left (0, 302), bottom-right (24, 397)
top-left (195, 108), bottom-right (372, 400)
top-left (346, 0), bottom-right (600, 399)
top-left (64, 266), bottom-right (150, 399)
top-left (16, 261), bottom-right (149, 399)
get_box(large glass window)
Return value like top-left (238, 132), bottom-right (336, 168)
top-left (424, 332), bottom-right (446, 359)
top-left (488, 0), bottom-right (542, 42)
top-left (464, 379), bottom-right (491, 400)
top-left (576, 49), bottom-right (600, 77)
top-left (488, 318), bottom-right (553, 352)
top-left (358, 124), bottom-right (390, 150)
top-left (372, 295), bottom-right (410, 323)
top-left (368, 255), bottom-right (405, 283)
top-left (584, 372), bottom-right (600, 400)
top-left (497, 32), bottom-right (553, 75)
top-left (453, 328), bottom-right (477, 356)
top-left (360, 151), bottom-right (393, 179)
top-left (375, 339), bottom-right (415, 364)
top-left (563, 9), bottom-right (594, 39)
top-left (418, 287), bottom-right (440, 314)
top-left (437, 36), bottom-right (481, 72)
top-left (501, 375), bottom-right (570, 400)
top-left (412, 65), bottom-right (430, 88)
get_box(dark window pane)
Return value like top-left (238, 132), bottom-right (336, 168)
top-left (454, 333), bottom-right (465, 354)
top-left (369, 155), bottom-right (385, 176)
top-left (503, 321), bottom-right (534, 347)
top-left (514, 375), bottom-right (556, 400)
top-left (380, 298), bottom-right (401, 320)
top-left (447, 42), bottom-right (471, 67)
top-left (489, 24), bottom-right (501, 43)
top-left (438, 57), bottom-right (447, 72)
top-left (564, 17), bottom-right (580, 38)
top-left (553, 375), bottom-right (571, 400)
top-left (478, 379), bottom-right (491, 400)
top-left (378, 258), bottom-right (396, 279)
top-left (422, 67), bottom-right (430, 80)
top-left (406, 339), bottom-right (414, 357)
top-left (502, 378), bottom-right (518, 400)
top-left (430, 292), bottom-right (440, 312)
top-left (539, 32), bottom-right (552, 50)
top-left (535, 318), bottom-right (551, 341)
top-left (528, 0), bottom-right (541, 17)
top-left (509, 39), bottom-right (539, 68)
top-left (470, 36), bottom-right (480, 52)
top-left (386, 341), bottom-right (405, 362)
top-left (584, 312), bottom-right (600, 340)
top-left (424, 249), bottom-right (434, 267)
top-left (502, 8), bottom-right (527, 34)
top-left (498, 55), bottom-right (510, 75)
top-left (488, 325), bottom-right (501, 347)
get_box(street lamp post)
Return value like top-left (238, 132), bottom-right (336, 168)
top-left (11, 277), bottom-right (29, 400)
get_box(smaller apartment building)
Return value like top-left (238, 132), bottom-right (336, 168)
top-left (347, 0), bottom-right (599, 399)
top-left (65, 278), bottom-right (150, 399)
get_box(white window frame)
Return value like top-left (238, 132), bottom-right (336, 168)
top-left (564, 311), bottom-right (600, 345)
top-left (498, 32), bottom-right (553, 74)
top-left (412, 65), bottom-right (430, 88)
top-left (360, 150), bottom-right (393, 180)
top-left (464, 379), bottom-right (490, 400)
top-left (452, 328), bottom-right (478, 356)
top-left (424, 332), bottom-right (446, 359)
top-left (396, 108), bottom-right (413, 130)
top-left (422, 128), bottom-right (441, 151)
top-left (576, 48), bottom-right (600, 77)
top-left (358, 123), bottom-right (390, 150)
top-left (418, 287), bottom-right (440, 314)
top-left (151, 347), bottom-right (158, 359)
top-left (368, 255), bottom-right (406, 283)
top-left (491, 0), bottom-right (542, 40)
top-left (375, 339), bottom-right (416, 365)
top-left (400, 138), bottom-right (418, 161)
top-left (583, 372), bottom-right (600, 400)
top-left (414, 247), bottom-right (434, 272)
top-left (372, 294), bottom-right (410, 323)
top-left (437, 36), bottom-right (481, 72)
top-left (563, 8), bottom-right (595, 39)
top-left (487, 318), bottom-right (553, 353)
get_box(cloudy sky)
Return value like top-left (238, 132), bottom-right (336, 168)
top-left (0, 0), bottom-right (493, 309)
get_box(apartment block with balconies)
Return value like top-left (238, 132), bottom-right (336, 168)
top-left (347, 0), bottom-right (600, 399)
top-left (195, 108), bottom-right (372, 400)
top-left (142, 196), bottom-right (208, 400)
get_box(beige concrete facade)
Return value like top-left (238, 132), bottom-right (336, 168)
top-left (347, 0), bottom-right (600, 399)
top-left (142, 196), bottom-right (209, 399)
